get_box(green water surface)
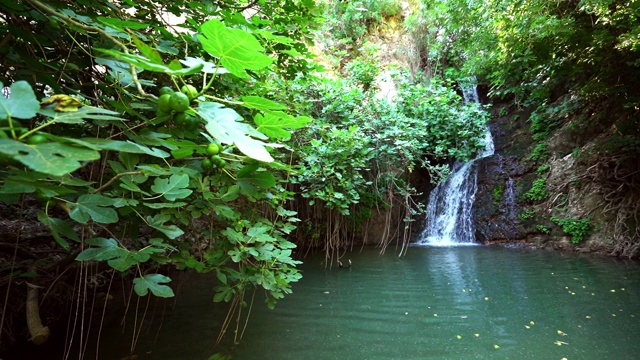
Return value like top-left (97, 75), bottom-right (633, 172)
top-left (71, 246), bottom-right (640, 360)
top-left (232, 246), bottom-right (640, 360)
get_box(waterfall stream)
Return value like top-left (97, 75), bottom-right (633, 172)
top-left (417, 85), bottom-right (494, 246)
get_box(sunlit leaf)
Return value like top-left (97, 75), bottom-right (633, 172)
top-left (241, 96), bottom-right (287, 111)
top-left (197, 19), bottom-right (273, 78)
top-left (200, 102), bottom-right (274, 162)
top-left (254, 112), bottom-right (311, 139)
top-left (0, 81), bottom-right (40, 119)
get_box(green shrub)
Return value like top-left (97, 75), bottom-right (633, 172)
top-left (517, 209), bottom-right (536, 220)
top-left (530, 143), bottom-right (551, 163)
top-left (535, 225), bottom-right (550, 234)
top-left (344, 57), bottom-right (380, 91)
top-left (551, 216), bottom-right (591, 243)
top-left (323, 0), bottom-right (401, 43)
top-left (493, 185), bottom-right (504, 206)
top-left (536, 164), bottom-right (550, 175)
top-left (525, 178), bottom-right (548, 202)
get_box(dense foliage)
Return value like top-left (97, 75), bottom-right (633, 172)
top-left (270, 71), bottom-right (489, 255)
top-left (0, 0), bottom-right (321, 351)
top-left (405, 0), bottom-right (640, 255)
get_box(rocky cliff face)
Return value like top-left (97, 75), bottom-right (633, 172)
top-left (472, 95), bottom-right (640, 258)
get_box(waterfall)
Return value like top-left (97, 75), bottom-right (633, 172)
top-left (417, 84), bottom-right (494, 246)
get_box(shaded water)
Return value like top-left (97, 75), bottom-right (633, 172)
top-left (80, 247), bottom-right (640, 360)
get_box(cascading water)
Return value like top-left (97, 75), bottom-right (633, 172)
top-left (417, 84), bottom-right (494, 246)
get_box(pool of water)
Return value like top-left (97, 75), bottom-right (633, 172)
top-left (51, 246), bottom-right (640, 360)
top-left (230, 247), bottom-right (640, 360)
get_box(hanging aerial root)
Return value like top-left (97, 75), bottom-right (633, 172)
top-left (26, 280), bottom-right (50, 345)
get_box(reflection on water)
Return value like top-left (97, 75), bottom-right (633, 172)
top-left (233, 247), bottom-right (640, 360)
top-left (45, 247), bottom-right (640, 360)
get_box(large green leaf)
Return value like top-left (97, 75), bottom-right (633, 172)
top-left (96, 16), bottom-right (148, 30)
top-left (37, 211), bottom-right (80, 249)
top-left (0, 81), bottom-right (40, 119)
top-left (0, 171), bottom-right (75, 196)
top-left (76, 238), bottom-right (121, 261)
top-left (147, 214), bottom-right (184, 239)
top-left (133, 274), bottom-right (174, 298)
top-left (150, 174), bottom-right (193, 201)
top-left (241, 96), bottom-right (286, 111)
top-left (107, 251), bottom-right (138, 272)
top-left (130, 33), bottom-right (163, 64)
top-left (75, 237), bottom-right (137, 272)
top-left (38, 106), bottom-right (125, 124)
top-left (234, 137), bottom-right (274, 163)
top-left (0, 139), bottom-right (100, 176)
top-left (197, 19), bottom-right (273, 78)
top-left (69, 194), bottom-right (119, 224)
top-left (237, 171), bottom-right (276, 197)
top-left (80, 138), bottom-right (169, 158)
top-left (96, 48), bottom-right (203, 76)
top-left (254, 112), bottom-right (312, 139)
top-left (199, 102), bottom-right (274, 162)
